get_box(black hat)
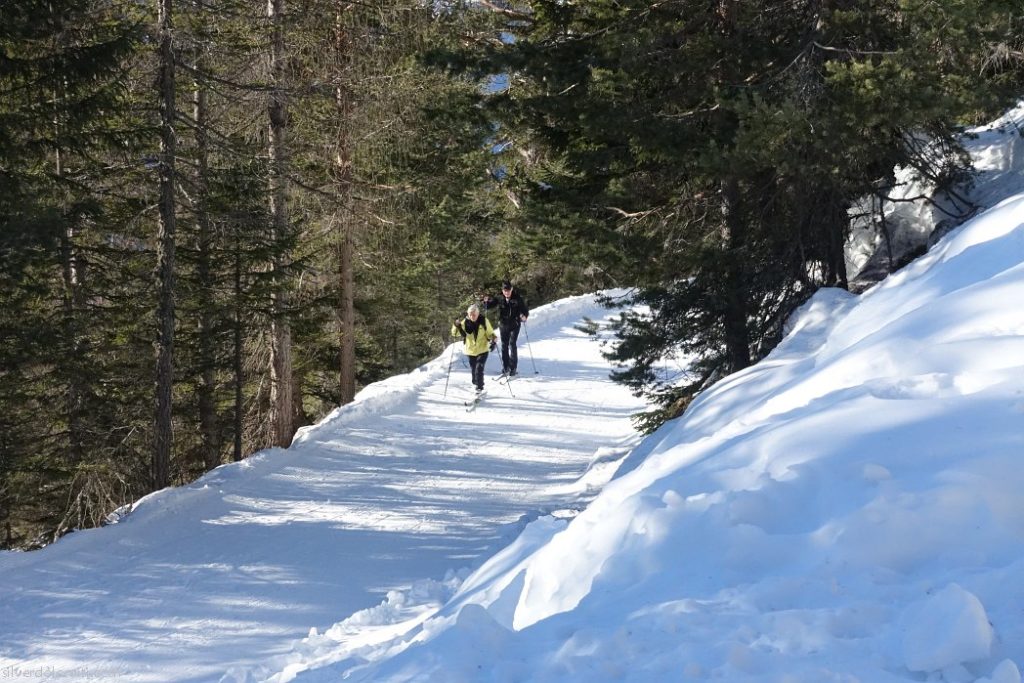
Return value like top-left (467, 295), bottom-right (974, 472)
top-left (501, 279), bottom-right (513, 289)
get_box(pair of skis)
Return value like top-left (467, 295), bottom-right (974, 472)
top-left (463, 372), bottom-right (524, 411)
top-left (464, 391), bottom-right (486, 411)
top-left (463, 376), bottom-right (516, 411)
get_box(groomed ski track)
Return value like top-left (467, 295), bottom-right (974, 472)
top-left (0, 293), bottom-right (647, 683)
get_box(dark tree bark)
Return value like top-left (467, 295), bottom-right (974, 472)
top-left (153, 0), bottom-right (178, 490)
top-left (232, 242), bottom-right (244, 462)
top-left (720, 176), bottom-right (752, 372)
top-left (192, 44), bottom-right (220, 471)
top-left (335, 2), bottom-right (357, 405)
top-left (55, 142), bottom-right (86, 466)
top-left (268, 0), bottom-right (294, 447)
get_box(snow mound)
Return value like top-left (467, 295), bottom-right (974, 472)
top-left (1, 289), bottom-right (649, 683)
top-left (275, 188), bottom-right (1024, 679)
top-left (901, 583), bottom-right (993, 673)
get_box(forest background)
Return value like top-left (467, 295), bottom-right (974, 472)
top-left (1, 0), bottom-right (1022, 549)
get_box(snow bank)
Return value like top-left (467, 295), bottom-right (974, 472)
top-left (901, 584), bottom-right (993, 673)
top-left (292, 290), bottom-right (631, 446)
top-left (2, 289), bottom-right (648, 683)
top-left (273, 133), bottom-right (1024, 681)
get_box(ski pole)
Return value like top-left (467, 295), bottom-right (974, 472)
top-left (522, 320), bottom-right (538, 374)
top-left (443, 340), bottom-right (456, 398)
top-left (501, 365), bottom-right (515, 397)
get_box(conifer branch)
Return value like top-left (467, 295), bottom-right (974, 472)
top-left (811, 41), bottom-right (898, 56)
top-left (476, 0), bottom-right (532, 23)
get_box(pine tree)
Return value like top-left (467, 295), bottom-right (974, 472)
top-left (442, 0), bottom-right (1024, 430)
top-left (0, 0), bottom-right (141, 545)
top-left (279, 0), bottom-right (500, 418)
top-left (152, 0), bottom-right (178, 489)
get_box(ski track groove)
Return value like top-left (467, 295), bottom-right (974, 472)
top-left (0, 294), bottom-right (646, 683)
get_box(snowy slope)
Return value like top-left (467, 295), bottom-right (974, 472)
top-left (6, 110), bottom-right (1024, 683)
top-left (263, 113), bottom-right (1024, 683)
top-left (0, 294), bottom-right (648, 683)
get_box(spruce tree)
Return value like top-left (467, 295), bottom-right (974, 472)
top-left (0, 0), bottom-right (141, 545)
top-left (280, 0), bottom-right (499, 417)
top-left (443, 0), bottom-right (1024, 430)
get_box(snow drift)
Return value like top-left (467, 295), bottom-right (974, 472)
top-left (271, 109), bottom-right (1024, 683)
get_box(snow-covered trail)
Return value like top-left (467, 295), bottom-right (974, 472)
top-left (0, 294), bottom-right (647, 683)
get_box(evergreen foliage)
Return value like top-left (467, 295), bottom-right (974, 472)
top-left (1, 0), bottom-right (1022, 545)
top-left (441, 0), bottom-right (1024, 431)
top-left (1, 0), bottom-right (143, 545)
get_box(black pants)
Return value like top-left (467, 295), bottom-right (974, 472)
top-left (468, 352), bottom-right (488, 390)
top-left (500, 323), bottom-right (520, 374)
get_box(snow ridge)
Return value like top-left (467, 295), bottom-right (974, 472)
top-left (263, 116), bottom-right (1024, 683)
top-left (0, 291), bottom-right (647, 683)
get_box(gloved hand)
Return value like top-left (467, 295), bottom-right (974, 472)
top-left (489, 340), bottom-right (496, 352)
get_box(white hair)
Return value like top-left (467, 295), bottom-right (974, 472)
top-left (467, 304), bottom-right (480, 315)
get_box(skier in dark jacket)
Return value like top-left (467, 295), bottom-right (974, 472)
top-left (482, 279), bottom-right (529, 376)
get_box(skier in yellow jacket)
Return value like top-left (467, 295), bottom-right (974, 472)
top-left (451, 304), bottom-right (496, 393)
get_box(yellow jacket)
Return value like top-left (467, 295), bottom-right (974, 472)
top-left (451, 316), bottom-right (495, 357)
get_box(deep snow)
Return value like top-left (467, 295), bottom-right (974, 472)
top-left (3, 105), bottom-right (1024, 683)
top-left (0, 294), bottom-right (648, 683)
top-left (252, 107), bottom-right (1024, 683)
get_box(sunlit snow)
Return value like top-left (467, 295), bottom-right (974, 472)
top-left (3, 104), bottom-right (1024, 683)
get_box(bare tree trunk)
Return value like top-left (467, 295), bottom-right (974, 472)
top-left (713, 0), bottom-right (750, 373)
top-left (335, 2), bottom-right (356, 405)
top-left (825, 190), bottom-right (850, 289)
top-left (193, 41), bottom-right (220, 470)
top-left (809, 2), bottom-right (849, 291)
top-left (268, 0), bottom-right (294, 446)
top-left (55, 139), bottom-right (86, 465)
top-left (720, 176), bottom-right (751, 372)
top-left (154, 0), bottom-right (177, 489)
top-left (338, 230), bottom-right (356, 403)
top-left (232, 242), bottom-right (244, 462)
top-left (58, 232), bottom-right (84, 462)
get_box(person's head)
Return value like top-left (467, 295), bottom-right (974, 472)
top-left (501, 280), bottom-right (513, 295)
top-left (467, 304), bottom-right (480, 319)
